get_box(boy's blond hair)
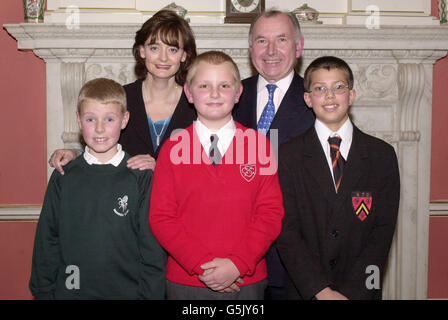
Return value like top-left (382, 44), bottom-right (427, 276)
top-left (186, 51), bottom-right (241, 88)
top-left (77, 78), bottom-right (127, 113)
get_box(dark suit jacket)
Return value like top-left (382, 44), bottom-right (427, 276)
top-left (233, 72), bottom-right (315, 145)
top-left (120, 79), bottom-right (196, 159)
top-left (277, 125), bottom-right (400, 300)
top-left (233, 72), bottom-right (315, 291)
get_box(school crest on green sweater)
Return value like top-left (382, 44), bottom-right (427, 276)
top-left (114, 195), bottom-right (129, 216)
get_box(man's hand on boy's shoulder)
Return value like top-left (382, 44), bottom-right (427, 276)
top-left (126, 154), bottom-right (156, 171)
top-left (49, 149), bottom-right (80, 175)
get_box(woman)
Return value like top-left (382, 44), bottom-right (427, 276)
top-left (49, 10), bottom-right (197, 172)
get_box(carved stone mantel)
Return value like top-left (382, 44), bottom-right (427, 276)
top-left (4, 22), bottom-right (448, 300)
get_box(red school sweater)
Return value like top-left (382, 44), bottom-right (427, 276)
top-left (149, 121), bottom-right (284, 287)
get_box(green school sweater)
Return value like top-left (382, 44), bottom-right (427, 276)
top-left (29, 153), bottom-right (166, 299)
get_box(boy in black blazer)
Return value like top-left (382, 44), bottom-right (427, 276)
top-left (277, 56), bottom-right (400, 300)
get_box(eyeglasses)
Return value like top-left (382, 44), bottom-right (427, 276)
top-left (308, 84), bottom-right (350, 97)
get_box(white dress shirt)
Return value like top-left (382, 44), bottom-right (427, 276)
top-left (84, 143), bottom-right (125, 166)
top-left (315, 118), bottom-right (353, 188)
top-left (256, 71), bottom-right (295, 122)
top-left (194, 118), bottom-right (236, 158)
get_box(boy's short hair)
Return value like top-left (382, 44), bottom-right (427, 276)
top-left (77, 78), bottom-right (127, 113)
top-left (186, 51), bottom-right (241, 88)
top-left (303, 56), bottom-right (354, 92)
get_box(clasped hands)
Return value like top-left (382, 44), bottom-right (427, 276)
top-left (198, 257), bottom-right (244, 293)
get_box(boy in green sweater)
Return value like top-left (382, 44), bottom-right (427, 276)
top-left (29, 78), bottom-right (166, 299)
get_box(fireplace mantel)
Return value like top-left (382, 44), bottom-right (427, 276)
top-left (5, 23), bottom-right (448, 50)
top-left (4, 22), bottom-right (448, 300)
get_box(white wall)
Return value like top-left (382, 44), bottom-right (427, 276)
top-left (45, 0), bottom-right (437, 25)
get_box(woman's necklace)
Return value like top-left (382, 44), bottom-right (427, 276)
top-left (142, 80), bottom-right (171, 147)
top-left (151, 118), bottom-right (168, 147)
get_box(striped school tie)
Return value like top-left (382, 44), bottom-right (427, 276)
top-left (328, 135), bottom-right (345, 192)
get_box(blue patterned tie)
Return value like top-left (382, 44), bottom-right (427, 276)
top-left (257, 84), bottom-right (277, 135)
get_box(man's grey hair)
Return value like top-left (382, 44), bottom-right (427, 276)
top-left (248, 9), bottom-right (302, 46)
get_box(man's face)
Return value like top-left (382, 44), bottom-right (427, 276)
top-left (249, 14), bottom-right (303, 83)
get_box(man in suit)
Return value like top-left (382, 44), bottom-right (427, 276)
top-left (233, 10), bottom-right (315, 299)
top-left (276, 56), bottom-right (400, 299)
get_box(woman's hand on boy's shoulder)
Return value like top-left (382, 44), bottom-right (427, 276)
top-left (126, 154), bottom-right (156, 171)
top-left (49, 149), bottom-right (80, 175)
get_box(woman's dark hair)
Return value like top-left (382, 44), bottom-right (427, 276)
top-left (132, 10), bottom-right (197, 85)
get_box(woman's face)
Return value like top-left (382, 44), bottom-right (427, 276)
top-left (139, 35), bottom-right (186, 81)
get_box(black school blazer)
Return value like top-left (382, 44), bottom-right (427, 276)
top-left (277, 125), bottom-right (400, 300)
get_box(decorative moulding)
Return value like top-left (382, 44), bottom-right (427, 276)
top-left (429, 202), bottom-right (448, 216)
top-left (0, 206), bottom-right (41, 220)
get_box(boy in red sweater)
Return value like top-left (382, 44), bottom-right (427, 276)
top-left (149, 51), bottom-right (284, 299)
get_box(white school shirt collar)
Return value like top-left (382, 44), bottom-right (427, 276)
top-left (315, 117), bottom-right (353, 169)
top-left (256, 71), bottom-right (295, 122)
top-left (84, 143), bottom-right (125, 167)
top-left (194, 118), bottom-right (236, 157)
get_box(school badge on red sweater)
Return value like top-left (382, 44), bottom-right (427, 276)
top-left (352, 191), bottom-right (372, 221)
top-left (240, 164), bottom-right (256, 182)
